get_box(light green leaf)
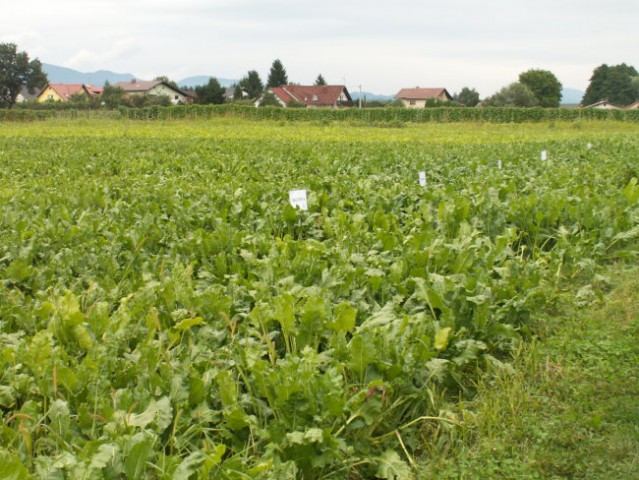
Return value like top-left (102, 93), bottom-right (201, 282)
top-left (0, 386), bottom-right (16, 409)
top-left (328, 302), bottom-right (356, 332)
top-left (173, 451), bottom-right (206, 480)
top-left (58, 291), bottom-right (84, 327)
top-left (174, 316), bottom-right (204, 331)
top-left (89, 443), bottom-right (119, 471)
top-left (434, 327), bottom-right (452, 351)
top-left (622, 177), bottom-right (638, 204)
top-left (124, 438), bottom-right (153, 479)
top-left (216, 370), bottom-right (237, 407)
top-left (48, 399), bottom-right (70, 439)
top-left (286, 427), bottom-right (324, 445)
top-left (225, 406), bottom-right (250, 430)
top-left (452, 340), bottom-right (487, 366)
top-left (348, 333), bottom-right (376, 376)
top-left (426, 358), bottom-right (450, 382)
top-left (375, 449), bottom-right (414, 480)
top-left (127, 397), bottom-right (173, 432)
top-left (286, 431), bottom-right (305, 445)
top-left (5, 259), bottom-right (32, 283)
top-left (359, 303), bottom-right (396, 330)
top-left (273, 294), bottom-right (296, 333)
top-left (0, 450), bottom-right (30, 480)
top-left (283, 203), bottom-right (298, 223)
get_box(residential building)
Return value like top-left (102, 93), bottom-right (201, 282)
top-left (255, 85), bottom-right (352, 108)
top-left (114, 79), bottom-right (190, 105)
top-left (16, 85), bottom-right (41, 103)
top-left (395, 87), bottom-right (453, 108)
top-left (37, 84), bottom-right (102, 102)
top-left (583, 100), bottom-right (621, 109)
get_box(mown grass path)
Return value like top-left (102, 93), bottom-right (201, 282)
top-left (431, 267), bottom-right (639, 479)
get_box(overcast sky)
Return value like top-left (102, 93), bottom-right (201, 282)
top-left (3, 0), bottom-right (638, 97)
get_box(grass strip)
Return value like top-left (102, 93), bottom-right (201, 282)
top-left (427, 267), bottom-right (639, 479)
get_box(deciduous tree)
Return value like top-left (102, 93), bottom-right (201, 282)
top-left (582, 63), bottom-right (638, 106)
top-left (0, 43), bottom-right (48, 109)
top-left (195, 77), bottom-right (225, 104)
top-left (100, 81), bottom-right (127, 108)
top-left (454, 87), bottom-right (480, 107)
top-left (483, 82), bottom-right (538, 107)
top-left (519, 69), bottom-right (562, 107)
top-left (154, 76), bottom-right (179, 90)
top-left (258, 92), bottom-right (282, 107)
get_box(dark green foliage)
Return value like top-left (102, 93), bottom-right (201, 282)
top-left (314, 74), bottom-right (327, 86)
top-left (3, 104), bottom-right (639, 122)
top-left (519, 69), bottom-right (563, 107)
top-left (267, 59), bottom-right (288, 88)
top-left (100, 82), bottom-right (128, 108)
top-left (239, 70), bottom-right (264, 98)
top-left (129, 93), bottom-right (171, 107)
top-left (195, 77), bottom-right (225, 104)
top-left (454, 87), bottom-right (480, 107)
top-left (582, 63), bottom-right (639, 106)
top-left (153, 75), bottom-right (179, 90)
top-left (425, 98), bottom-right (457, 107)
top-left (0, 42), bottom-right (48, 109)
top-left (483, 82), bottom-right (539, 107)
top-left (233, 84), bottom-right (244, 100)
top-left (258, 92), bottom-right (282, 107)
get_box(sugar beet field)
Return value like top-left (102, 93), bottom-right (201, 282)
top-left (1, 117), bottom-right (638, 479)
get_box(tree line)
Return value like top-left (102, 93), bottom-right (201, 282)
top-left (2, 42), bottom-right (638, 109)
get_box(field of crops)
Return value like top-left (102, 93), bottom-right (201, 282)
top-left (1, 118), bottom-right (638, 479)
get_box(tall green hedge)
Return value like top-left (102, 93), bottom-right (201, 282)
top-left (2, 105), bottom-right (638, 123)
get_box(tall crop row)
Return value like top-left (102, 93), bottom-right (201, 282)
top-left (0, 121), bottom-right (638, 478)
top-left (2, 105), bottom-right (639, 123)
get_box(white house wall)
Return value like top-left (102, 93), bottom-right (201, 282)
top-left (402, 99), bottom-right (427, 108)
top-left (148, 84), bottom-right (189, 104)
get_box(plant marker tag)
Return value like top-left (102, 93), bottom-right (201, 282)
top-left (289, 189), bottom-right (308, 211)
top-left (419, 171), bottom-right (427, 187)
top-left (541, 150), bottom-right (547, 161)
top-left (497, 159), bottom-right (502, 169)
top-left (587, 143), bottom-right (592, 150)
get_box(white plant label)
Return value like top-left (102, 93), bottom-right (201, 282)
top-left (289, 189), bottom-right (308, 211)
top-left (587, 143), bottom-right (592, 150)
top-left (419, 171), bottom-right (427, 187)
top-left (541, 150), bottom-right (548, 161)
top-left (497, 159), bottom-right (502, 169)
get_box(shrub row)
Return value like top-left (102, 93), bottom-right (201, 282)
top-left (2, 105), bottom-right (639, 123)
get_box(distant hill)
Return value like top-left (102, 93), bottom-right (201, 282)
top-left (43, 63), bottom-right (135, 86)
top-left (178, 76), bottom-right (238, 88)
top-left (350, 91), bottom-right (395, 102)
top-left (561, 87), bottom-right (584, 105)
top-left (42, 64), bottom-right (239, 90)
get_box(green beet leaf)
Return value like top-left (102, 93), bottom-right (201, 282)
top-left (0, 450), bottom-right (30, 480)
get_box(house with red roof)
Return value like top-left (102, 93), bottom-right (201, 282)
top-left (114, 79), bottom-right (191, 105)
top-left (37, 83), bottom-right (102, 102)
top-left (395, 87), bottom-right (453, 108)
top-left (255, 85), bottom-right (352, 108)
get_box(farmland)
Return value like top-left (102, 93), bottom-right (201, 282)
top-left (1, 117), bottom-right (638, 479)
